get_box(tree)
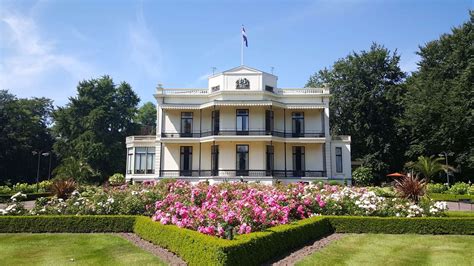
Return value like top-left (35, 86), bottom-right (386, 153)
top-left (136, 102), bottom-right (156, 134)
top-left (0, 90), bottom-right (55, 184)
top-left (405, 155), bottom-right (448, 182)
top-left (401, 12), bottom-right (473, 180)
top-left (53, 76), bottom-right (140, 183)
top-left (306, 43), bottom-right (407, 179)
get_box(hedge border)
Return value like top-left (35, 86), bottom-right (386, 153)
top-left (428, 193), bottom-right (474, 202)
top-left (0, 215), bottom-right (473, 265)
top-left (0, 215), bottom-right (135, 233)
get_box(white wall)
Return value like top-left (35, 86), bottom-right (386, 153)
top-left (330, 141), bottom-right (352, 180)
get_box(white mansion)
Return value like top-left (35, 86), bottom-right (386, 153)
top-left (125, 66), bottom-right (351, 184)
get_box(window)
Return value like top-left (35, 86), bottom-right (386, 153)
top-left (236, 145), bottom-right (249, 176)
top-left (266, 145), bottom-right (274, 176)
top-left (180, 146), bottom-right (193, 176)
top-left (212, 110), bottom-right (220, 135)
top-left (292, 112), bottom-right (305, 137)
top-left (134, 147), bottom-right (155, 174)
top-left (265, 85), bottom-right (274, 92)
top-left (292, 146), bottom-right (305, 177)
top-left (127, 148), bottom-right (133, 174)
top-left (236, 109), bottom-right (249, 135)
top-left (211, 145), bottom-right (219, 176)
top-left (265, 110), bottom-right (274, 133)
top-left (336, 147), bottom-right (343, 173)
top-left (211, 85), bottom-right (220, 92)
top-left (181, 112), bottom-right (193, 137)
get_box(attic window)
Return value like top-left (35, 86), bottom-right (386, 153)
top-left (211, 85), bottom-right (220, 92)
top-left (265, 85), bottom-right (274, 92)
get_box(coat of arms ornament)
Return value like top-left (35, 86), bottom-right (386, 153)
top-left (236, 78), bottom-right (250, 89)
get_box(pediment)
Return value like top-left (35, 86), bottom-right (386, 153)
top-left (223, 65), bottom-right (262, 75)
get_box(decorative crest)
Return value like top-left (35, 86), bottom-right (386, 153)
top-left (236, 78), bottom-right (250, 89)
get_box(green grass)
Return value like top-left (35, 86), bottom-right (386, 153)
top-left (446, 211), bottom-right (474, 217)
top-left (0, 234), bottom-right (166, 266)
top-left (296, 234), bottom-right (474, 266)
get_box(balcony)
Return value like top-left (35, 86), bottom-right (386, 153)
top-left (126, 135), bottom-right (156, 144)
top-left (161, 130), bottom-right (325, 138)
top-left (159, 170), bottom-right (326, 178)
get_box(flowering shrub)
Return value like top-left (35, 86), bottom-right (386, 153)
top-left (151, 181), bottom-right (448, 238)
top-left (0, 192), bottom-right (28, 215)
top-left (108, 173), bottom-right (126, 186)
top-left (0, 180), bottom-right (449, 239)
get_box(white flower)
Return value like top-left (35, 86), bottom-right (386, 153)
top-left (107, 198), bottom-right (115, 204)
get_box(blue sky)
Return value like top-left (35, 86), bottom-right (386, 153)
top-left (0, 0), bottom-right (471, 106)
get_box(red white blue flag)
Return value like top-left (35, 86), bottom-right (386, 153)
top-left (242, 26), bottom-right (248, 47)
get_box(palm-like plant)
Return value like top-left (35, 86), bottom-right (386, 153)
top-left (394, 174), bottom-right (427, 203)
top-left (405, 155), bottom-right (452, 181)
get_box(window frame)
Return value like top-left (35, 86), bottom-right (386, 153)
top-left (180, 112), bottom-right (193, 137)
top-left (236, 109), bottom-right (249, 135)
top-left (236, 144), bottom-right (249, 176)
top-left (335, 147), bottom-right (343, 173)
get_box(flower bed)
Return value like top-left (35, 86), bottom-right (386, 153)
top-left (0, 180), bottom-right (449, 238)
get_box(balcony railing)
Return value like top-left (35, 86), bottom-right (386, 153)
top-left (159, 169), bottom-right (326, 178)
top-left (161, 130), bottom-right (325, 138)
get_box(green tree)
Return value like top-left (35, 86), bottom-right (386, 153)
top-left (136, 101), bottom-right (156, 134)
top-left (53, 76), bottom-right (140, 183)
top-left (0, 90), bottom-right (55, 184)
top-left (401, 12), bottom-right (473, 180)
top-left (306, 43), bottom-right (407, 179)
top-left (405, 155), bottom-right (446, 181)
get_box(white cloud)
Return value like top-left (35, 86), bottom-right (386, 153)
top-left (128, 3), bottom-right (162, 80)
top-left (0, 11), bottom-right (93, 105)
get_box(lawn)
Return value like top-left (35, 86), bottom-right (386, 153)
top-left (0, 234), bottom-right (165, 266)
top-left (296, 234), bottom-right (474, 266)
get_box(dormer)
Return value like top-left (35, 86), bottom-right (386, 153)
top-left (208, 66), bottom-right (278, 93)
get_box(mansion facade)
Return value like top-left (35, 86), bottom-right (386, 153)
top-left (125, 66), bottom-right (351, 184)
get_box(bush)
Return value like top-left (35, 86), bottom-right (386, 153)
top-left (134, 216), bottom-right (332, 266)
top-left (326, 216), bottom-right (474, 235)
top-left (109, 173), bottom-right (125, 186)
top-left (51, 179), bottom-right (77, 199)
top-left (427, 183), bottom-right (448, 193)
top-left (448, 182), bottom-right (471, 195)
top-left (394, 175), bottom-right (427, 202)
top-left (368, 186), bottom-right (396, 197)
top-left (0, 181), bottom-right (52, 194)
top-left (352, 167), bottom-right (375, 186)
top-left (0, 215), bottom-right (136, 233)
top-left (428, 193), bottom-right (474, 202)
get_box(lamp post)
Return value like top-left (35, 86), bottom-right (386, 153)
top-left (32, 150), bottom-right (42, 192)
top-left (439, 152), bottom-right (449, 186)
top-left (32, 151), bottom-right (51, 191)
top-left (42, 152), bottom-right (52, 180)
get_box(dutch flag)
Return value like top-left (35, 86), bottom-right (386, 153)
top-left (242, 26), bottom-right (248, 47)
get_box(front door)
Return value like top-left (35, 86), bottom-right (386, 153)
top-left (180, 146), bottom-right (192, 176)
top-left (236, 145), bottom-right (249, 176)
top-left (292, 146), bottom-right (305, 177)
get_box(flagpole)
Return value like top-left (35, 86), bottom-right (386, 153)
top-left (241, 27), bottom-right (244, 66)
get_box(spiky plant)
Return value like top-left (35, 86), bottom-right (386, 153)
top-left (394, 174), bottom-right (427, 203)
top-left (51, 179), bottom-right (77, 199)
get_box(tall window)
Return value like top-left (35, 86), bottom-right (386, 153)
top-left (134, 147), bottom-right (155, 174)
top-left (127, 148), bottom-right (133, 174)
top-left (212, 110), bottom-right (220, 135)
top-left (266, 145), bottom-right (274, 176)
top-left (236, 145), bottom-right (249, 176)
top-left (236, 109), bottom-right (249, 135)
top-left (292, 112), bottom-right (304, 137)
top-left (181, 112), bottom-right (193, 137)
top-left (211, 145), bottom-right (219, 176)
top-left (292, 146), bottom-right (305, 177)
top-left (180, 146), bottom-right (193, 176)
top-left (265, 110), bottom-right (274, 134)
top-left (335, 147), bottom-right (343, 173)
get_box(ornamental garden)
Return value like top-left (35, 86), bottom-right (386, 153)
top-left (1, 177), bottom-right (473, 265)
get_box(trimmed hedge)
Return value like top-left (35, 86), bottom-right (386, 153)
top-left (0, 215), bottom-right (136, 233)
top-left (326, 216), bottom-right (474, 235)
top-left (1, 215), bottom-right (473, 265)
top-left (134, 216), bottom-right (332, 266)
top-left (428, 193), bottom-right (474, 202)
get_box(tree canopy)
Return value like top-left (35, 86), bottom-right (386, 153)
top-left (401, 12), bottom-right (473, 180)
top-left (136, 101), bottom-right (157, 135)
top-left (0, 90), bottom-right (55, 184)
top-left (53, 76), bottom-right (140, 183)
top-left (306, 43), bottom-right (407, 179)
